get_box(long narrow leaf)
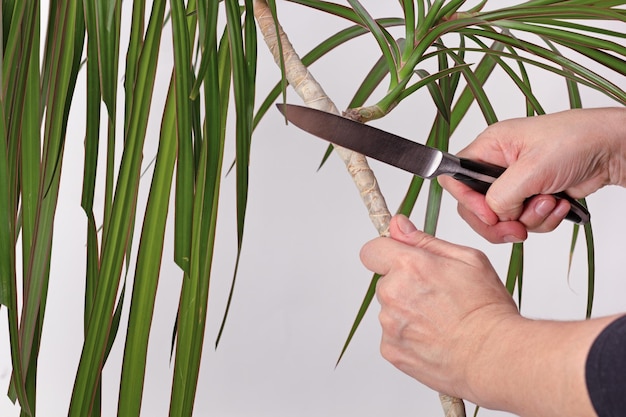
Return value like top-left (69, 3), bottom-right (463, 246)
top-left (172, 0), bottom-right (195, 274)
top-left (0, 84), bottom-right (31, 416)
top-left (95, 0), bottom-right (120, 117)
top-left (286, 0), bottom-right (360, 23)
top-left (505, 243), bottom-right (524, 308)
top-left (400, 0), bottom-right (415, 60)
top-left (347, 0), bottom-right (399, 85)
top-left (68, 1), bottom-right (167, 415)
top-left (423, 60), bottom-right (452, 235)
top-left (18, 1), bottom-right (83, 400)
top-left (254, 18), bottom-right (405, 128)
top-left (319, 46), bottom-right (394, 170)
top-left (336, 274), bottom-right (381, 365)
top-left (449, 40), bottom-right (502, 132)
top-left (464, 35), bottom-right (545, 114)
top-left (459, 28), bottom-right (626, 104)
top-left (584, 213), bottom-right (596, 319)
top-left (117, 77), bottom-right (177, 417)
top-left (446, 50), bottom-right (498, 125)
top-left (170, 12), bottom-right (226, 414)
top-left (214, 0), bottom-right (256, 347)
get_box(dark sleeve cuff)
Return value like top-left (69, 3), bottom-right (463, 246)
top-left (585, 315), bottom-right (626, 417)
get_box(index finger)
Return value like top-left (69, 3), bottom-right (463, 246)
top-left (359, 237), bottom-right (407, 276)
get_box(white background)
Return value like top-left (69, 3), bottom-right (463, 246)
top-left (1, 1), bottom-right (625, 416)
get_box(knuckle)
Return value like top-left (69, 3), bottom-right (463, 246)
top-left (379, 342), bottom-right (399, 364)
top-left (378, 310), bottom-right (394, 331)
top-left (463, 247), bottom-right (490, 267)
top-left (376, 281), bottom-right (400, 306)
top-left (393, 249), bottom-right (420, 272)
top-left (359, 240), bottom-right (376, 263)
top-left (377, 306), bottom-right (407, 341)
top-left (485, 192), bottom-right (509, 216)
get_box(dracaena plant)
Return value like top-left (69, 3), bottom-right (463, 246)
top-left (0, 0), bottom-right (624, 416)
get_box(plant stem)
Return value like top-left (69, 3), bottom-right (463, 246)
top-left (253, 1), bottom-right (466, 416)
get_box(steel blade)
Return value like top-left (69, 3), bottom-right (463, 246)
top-left (277, 104), bottom-right (444, 179)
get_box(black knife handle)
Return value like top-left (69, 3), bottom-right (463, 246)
top-left (451, 158), bottom-right (590, 225)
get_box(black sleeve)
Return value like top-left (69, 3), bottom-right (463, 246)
top-left (585, 315), bottom-right (626, 417)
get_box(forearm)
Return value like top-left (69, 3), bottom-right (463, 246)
top-left (463, 314), bottom-right (621, 417)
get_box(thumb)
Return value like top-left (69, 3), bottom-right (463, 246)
top-left (388, 214), bottom-right (439, 248)
top-left (485, 162), bottom-right (538, 221)
top-left (389, 214), bottom-right (418, 238)
top-left (485, 186), bottom-right (524, 222)
top-left (389, 214), bottom-right (477, 262)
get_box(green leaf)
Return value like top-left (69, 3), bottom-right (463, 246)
top-left (286, 0), bottom-right (360, 23)
top-left (18, 4), bottom-right (84, 410)
top-left (459, 28), bottom-right (626, 104)
top-left (336, 274), bottom-right (381, 365)
top-left (415, 69), bottom-right (450, 123)
top-left (214, 0), bottom-right (256, 348)
top-left (396, 62), bottom-right (471, 102)
top-left (68, 1), bottom-right (167, 415)
top-left (505, 243), bottom-right (524, 308)
top-left (319, 44), bottom-right (394, 170)
top-left (397, 176), bottom-right (426, 217)
top-left (400, 0), bottom-right (415, 60)
top-left (172, 0), bottom-right (195, 275)
top-left (347, 0), bottom-right (399, 85)
top-left (423, 120), bottom-right (449, 235)
top-left (82, 0), bottom-right (105, 338)
top-left (170, 8), bottom-right (227, 412)
top-left (423, 179), bottom-right (443, 235)
top-left (209, 28), bottom-right (233, 349)
top-left (423, 60), bottom-right (452, 235)
top-left (464, 35), bottom-right (545, 114)
top-left (436, 0), bottom-right (468, 21)
top-left (583, 213), bottom-right (596, 319)
top-left (421, 0), bottom-right (446, 31)
top-left (117, 77), bottom-right (177, 417)
top-left (253, 18), bottom-right (405, 128)
top-left (0, 77), bottom-right (31, 417)
top-left (445, 49), bottom-right (498, 125)
top-left (449, 40), bottom-right (503, 132)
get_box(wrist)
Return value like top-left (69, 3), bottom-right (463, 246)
top-left (460, 313), bottom-right (527, 410)
top-left (462, 314), bottom-right (618, 417)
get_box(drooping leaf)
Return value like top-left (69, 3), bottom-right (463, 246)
top-left (214, 0), bottom-right (257, 348)
top-left (347, 0), bottom-right (399, 85)
top-left (68, 1), bottom-right (167, 414)
top-left (505, 243), bottom-right (524, 308)
top-left (172, 0), bottom-right (195, 276)
top-left (117, 77), bottom-right (177, 417)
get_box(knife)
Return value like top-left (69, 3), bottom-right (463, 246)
top-left (277, 103), bottom-right (590, 225)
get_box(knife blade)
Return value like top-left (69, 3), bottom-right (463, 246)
top-left (277, 103), bottom-right (590, 225)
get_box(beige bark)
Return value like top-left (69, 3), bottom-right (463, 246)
top-left (253, 2), bottom-right (465, 416)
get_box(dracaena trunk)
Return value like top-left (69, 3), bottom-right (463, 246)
top-left (253, 1), bottom-right (466, 416)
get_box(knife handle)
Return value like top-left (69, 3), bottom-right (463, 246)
top-left (451, 158), bottom-right (590, 225)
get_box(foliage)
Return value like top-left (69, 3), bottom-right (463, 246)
top-left (0, 1), bottom-right (624, 415)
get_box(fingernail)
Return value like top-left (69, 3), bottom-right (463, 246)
top-left (504, 235), bottom-right (524, 243)
top-left (535, 198), bottom-right (556, 217)
top-left (476, 212), bottom-right (494, 226)
top-left (396, 214), bottom-right (417, 235)
top-left (553, 200), bottom-right (571, 218)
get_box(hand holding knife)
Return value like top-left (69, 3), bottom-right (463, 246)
top-left (277, 103), bottom-right (590, 225)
